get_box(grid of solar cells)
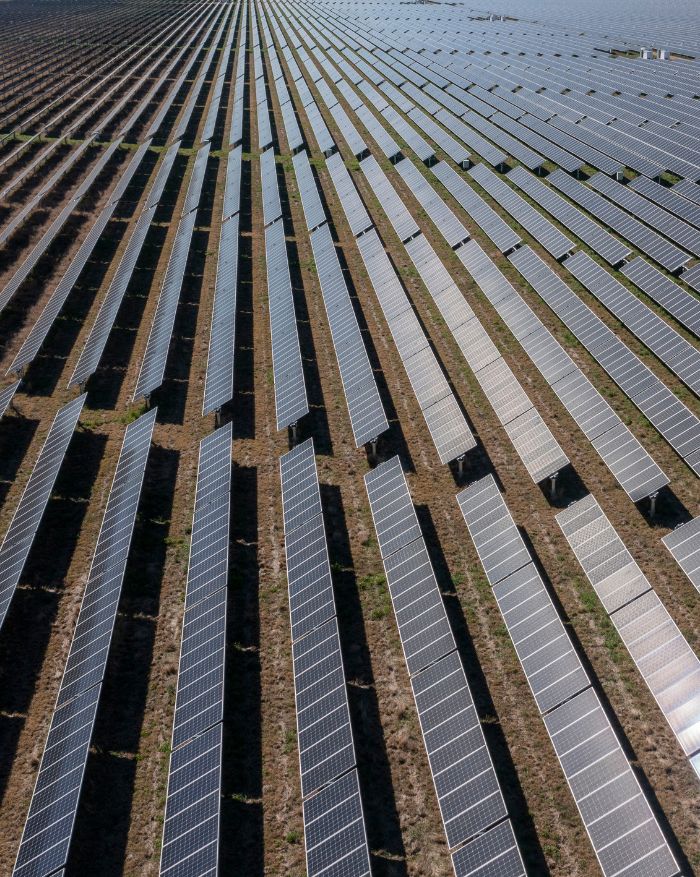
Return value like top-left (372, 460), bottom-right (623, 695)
top-left (621, 257), bottom-right (700, 341)
top-left (309, 223), bottom-right (389, 446)
top-left (452, 821), bottom-right (525, 877)
top-left (455, 475), bottom-right (678, 877)
top-left (302, 769), bottom-right (372, 877)
top-left (364, 457), bottom-right (523, 860)
top-left (325, 152), bottom-right (373, 237)
top-left (548, 170), bottom-right (690, 273)
top-left (360, 154), bottom-right (419, 244)
top-left (133, 171), bottom-right (203, 401)
top-left (68, 141), bottom-right (181, 388)
top-left (510, 244), bottom-right (700, 478)
top-left (468, 163), bottom-right (573, 260)
top-left (279, 440), bottom-right (372, 873)
top-left (13, 408), bottom-right (155, 877)
top-left (0, 380), bottom-right (20, 420)
top-left (203, 211), bottom-right (239, 415)
top-left (265, 217), bottom-right (309, 430)
top-left (432, 160), bottom-right (521, 254)
top-left (355, 228), bottom-right (475, 463)
top-left (630, 176), bottom-right (700, 231)
top-left (663, 516), bottom-right (700, 594)
top-left (0, 393), bottom-right (85, 632)
top-left (260, 145), bottom-right (282, 228)
top-left (292, 149), bottom-right (326, 231)
top-left (395, 157), bottom-right (470, 249)
top-left (565, 251), bottom-right (700, 397)
top-left (160, 424), bottom-right (231, 877)
top-left (506, 166), bottom-right (630, 266)
top-left (543, 688), bottom-right (679, 877)
top-left (558, 495), bottom-right (700, 762)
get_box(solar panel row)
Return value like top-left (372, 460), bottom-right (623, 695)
top-left (403, 232), bottom-right (568, 483)
top-left (69, 140), bottom-right (181, 389)
top-left (279, 439), bottom-right (372, 877)
top-left (364, 458), bottom-right (525, 870)
top-left (160, 422), bottom-right (232, 877)
top-left (510, 245), bottom-right (700, 478)
top-left (557, 495), bottom-right (700, 763)
top-left (0, 394), bottom-right (86, 633)
top-left (565, 250), bottom-right (700, 398)
top-left (355, 227), bottom-right (475, 463)
top-left (13, 408), bottom-right (156, 877)
top-left (456, 475), bottom-right (679, 877)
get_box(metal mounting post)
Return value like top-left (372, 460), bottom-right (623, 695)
top-left (457, 454), bottom-right (466, 481)
top-left (549, 471), bottom-right (559, 500)
top-left (290, 421), bottom-right (298, 445)
top-left (369, 437), bottom-right (378, 459)
top-left (143, 393), bottom-right (151, 410)
top-left (215, 408), bottom-right (221, 429)
top-left (649, 491), bottom-right (658, 519)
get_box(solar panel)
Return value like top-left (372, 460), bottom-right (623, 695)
top-left (203, 213), bottom-right (239, 415)
top-left (13, 408), bottom-right (155, 877)
top-left (325, 152), bottom-right (373, 236)
top-left (630, 176), bottom-right (700, 231)
top-left (257, 94), bottom-right (273, 150)
top-left (506, 166), bottom-right (630, 266)
top-left (364, 457), bottom-right (421, 559)
top-left (468, 162), bottom-right (573, 260)
top-left (68, 143), bottom-right (180, 389)
top-left (565, 250), bottom-right (700, 398)
top-left (182, 143), bottom-right (210, 216)
top-left (355, 101), bottom-right (401, 160)
top-left (292, 149), bottom-right (326, 231)
top-left (360, 154), bottom-right (419, 243)
top-left (434, 108), bottom-right (507, 168)
top-left (621, 257), bottom-right (700, 341)
top-left (304, 99), bottom-right (335, 154)
top-left (452, 820), bottom-right (526, 877)
top-left (309, 224), bottom-right (389, 446)
top-left (544, 687), bottom-right (679, 877)
top-left (303, 769), bottom-right (372, 877)
top-left (411, 650), bottom-right (507, 845)
top-left (161, 724), bottom-right (223, 877)
top-left (663, 516), bottom-right (700, 593)
top-left (0, 394), bottom-right (86, 632)
top-left (260, 145), bottom-right (282, 228)
top-left (0, 381), bottom-right (20, 420)
top-left (395, 158), bottom-right (470, 249)
top-left (559, 496), bottom-right (700, 759)
top-left (171, 423), bottom-right (231, 748)
top-left (557, 495), bottom-right (651, 613)
top-left (292, 617), bottom-right (355, 796)
top-left (222, 145), bottom-right (242, 221)
top-left (266, 218), bottom-right (309, 430)
top-left (432, 160), bottom-right (521, 254)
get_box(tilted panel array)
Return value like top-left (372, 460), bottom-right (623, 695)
top-left (161, 422), bottom-right (232, 877)
top-left (279, 439), bottom-right (372, 877)
top-left (364, 458), bottom-right (525, 872)
top-left (134, 143), bottom-right (211, 401)
top-left (310, 224), bottom-right (389, 446)
top-left (565, 251), bottom-right (700, 399)
top-left (266, 218), bottom-right (309, 430)
top-left (13, 409), bottom-right (156, 877)
top-left (355, 228), bottom-right (475, 463)
top-left (456, 475), bottom-right (679, 877)
top-left (621, 257), bottom-right (700, 342)
top-left (663, 517), bottom-right (700, 594)
top-left (509, 244), bottom-right (700, 480)
top-left (69, 141), bottom-right (180, 389)
top-left (0, 394), bottom-right (86, 632)
top-left (557, 495), bottom-right (700, 766)
top-left (203, 145), bottom-right (242, 415)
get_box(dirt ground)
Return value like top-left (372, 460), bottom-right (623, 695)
top-left (0, 1), bottom-right (698, 876)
